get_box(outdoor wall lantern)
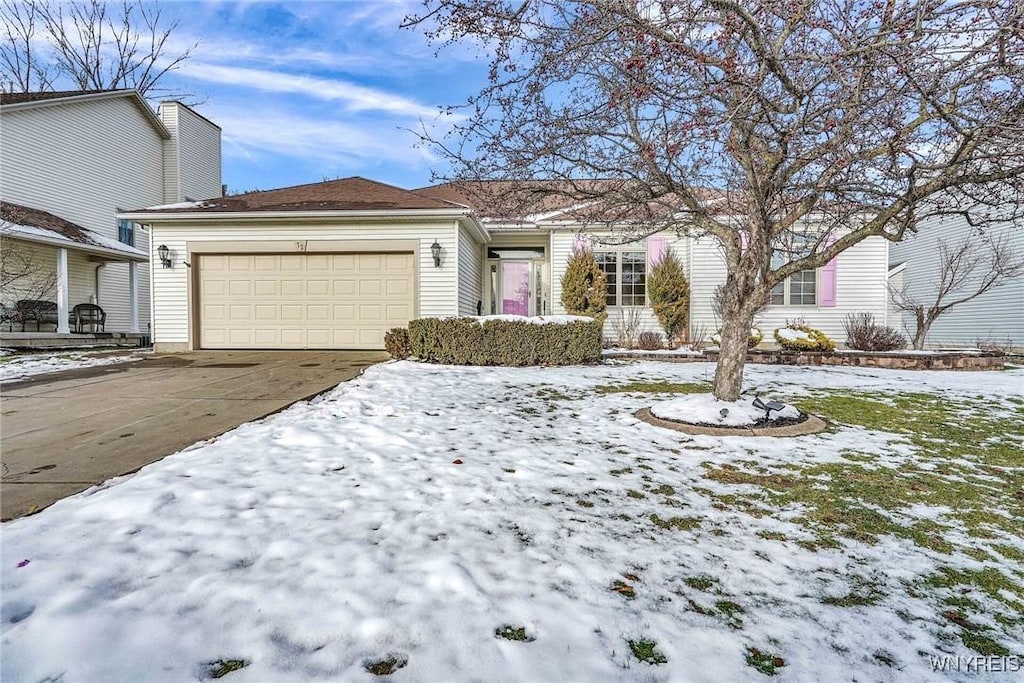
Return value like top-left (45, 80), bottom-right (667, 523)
top-left (430, 240), bottom-right (442, 268)
top-left (157, 244), bottom-right (173, 269)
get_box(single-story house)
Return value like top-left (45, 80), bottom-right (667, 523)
top-left (122, 177), bottom-right (892, 353)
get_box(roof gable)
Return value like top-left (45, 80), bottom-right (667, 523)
top-left (137, 177), bottom-right (465, 213)
top-left (0, 89), bottom-right (170, 139)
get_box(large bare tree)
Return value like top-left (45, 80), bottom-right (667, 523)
top-left (407, 0), bottom-right (1024, 400)
top-left (1, 0), bottom-right (195, 98)
top-left (890, 229), bottom-right (1023, 349)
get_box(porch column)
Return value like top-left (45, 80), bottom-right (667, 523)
top-left (56, 248), bottom-right (70, 333)
top-left (128, 260), bottom-right (139, 333)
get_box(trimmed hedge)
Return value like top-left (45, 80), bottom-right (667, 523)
top-left (384, 327), bottom-right (410, 359)
top-left (774, 323), bottom-right (836, 351)
top-left (407, 317), bottom-right (603, 366)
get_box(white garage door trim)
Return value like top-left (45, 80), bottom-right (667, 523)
top-left (196, 251), bottom-right (415, 350)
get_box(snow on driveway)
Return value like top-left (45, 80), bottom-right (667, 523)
top-left (1, 360), bottom-right (1021, 682)
top-left (0, 349), bottom-right (145, 382)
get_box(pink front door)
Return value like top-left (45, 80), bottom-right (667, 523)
top-left (501, 261), bottom-right (531, 315)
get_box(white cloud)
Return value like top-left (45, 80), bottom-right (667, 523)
top-left (208, 104), bottom-right (436, 171)
top-left (179, 61), bottom-right (444, 118)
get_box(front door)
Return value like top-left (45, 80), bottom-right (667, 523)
top-left (500, 260), bottom-right (531, 315)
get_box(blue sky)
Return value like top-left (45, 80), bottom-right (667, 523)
top-left (159, 1), bottom-right (489, 195)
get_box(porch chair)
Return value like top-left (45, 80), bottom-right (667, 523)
top-left (70, 303), bottom-right (106, 333)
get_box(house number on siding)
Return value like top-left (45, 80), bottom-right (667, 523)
top-left (296, 241), bottom-right (308, 252)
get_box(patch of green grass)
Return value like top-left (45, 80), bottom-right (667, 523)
top-left (596, 381), bottom-right (710, 394)
top-left (925, 567), bottom-right (1024, 607)
top-left (626, 489), bottom-right (646, 499)
top-left (684, 575), bottom-right (719, 592)
top-left (757, 530), bottom-right (788, 542)
top-left (495, 625), bottom-right (534, 642)
top-left (960, 631), bottom-right (1011, 657)
top-left (363, 654), bottom-right (409, 675)
top-left (744, 647), bottom-right (785, 676)
top-left (648, 514), bottom-right (700, 531)
top-left (536, 388), bottom-right (571, 401)
top-left (821, 586), bottom-right (883, 607)
top-left (994, 544), bottom-right (1024, 563)
top-left (609, 467), bottom-right (632, 476)
top-left (627, 638), bottom-right (667, 665)
top-left (650, 484), bottom-right (676, 496)
top-left (715, 600), bottom-right (746, 628)
top-left (207, 659), bottom-right (249, 679)
top-left (576, 499), bottom-right (595, 508)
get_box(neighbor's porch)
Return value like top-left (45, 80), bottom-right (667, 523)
top-left (1, 235), bottom-right (147, 340)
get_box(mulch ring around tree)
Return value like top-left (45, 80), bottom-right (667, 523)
top-left (635, 408), bottom-right (828, 437)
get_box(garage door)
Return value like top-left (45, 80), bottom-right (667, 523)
top-left (198, 252), bottom-right (414, 349)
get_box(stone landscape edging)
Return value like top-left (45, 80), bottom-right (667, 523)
top-left (635, 408), bottom-right (829, 437)
top-left (608, 349), bottom-right (1006, 370)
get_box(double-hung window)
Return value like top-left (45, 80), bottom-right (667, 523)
top-left (596, 250), bottom-right (646, 306)
top-left (769, 233), bottom-right (817, 306)
top-left (118, 219), bottom-right (135, 246)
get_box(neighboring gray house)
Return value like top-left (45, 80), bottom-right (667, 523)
top-left (889, 209), bottom-right (1023, 349)
top-left (122, 177), bottom-right (891, 353)
top-left (0, 89), bottom-right (221, 334)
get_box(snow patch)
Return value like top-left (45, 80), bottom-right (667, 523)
top-left (469, 314), bottom-right (595, 325)
top-left (650, 393), bottom-right (801, 426)
top-left (602, 347), bottom-right (705, 356)
top-left (0, 350), bottom-right (145, 381)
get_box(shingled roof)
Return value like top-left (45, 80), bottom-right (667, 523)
top-left (136, 177), bottom-right (465, 214)
top-left (1, 201), bottom-right (146, 260)
top-left (415, 180), bottom-right (734, 224)
top-left (0, 90), bottom-right (98, 105)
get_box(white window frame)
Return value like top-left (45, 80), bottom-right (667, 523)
top-left (769, 269), bottom-right (818, 306)
top-left (595, 249), bottom-right (647, 307)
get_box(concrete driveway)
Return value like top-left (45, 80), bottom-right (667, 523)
top-left (1, 350), bottom-right (386, 521)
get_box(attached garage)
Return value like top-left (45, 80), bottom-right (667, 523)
top-left (120, 177), bottom-right (489, 353)
top-left (198, 252), bottom-right (414, 350)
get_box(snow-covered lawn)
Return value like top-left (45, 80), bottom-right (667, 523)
top-left (0, 348), bottom-right (146, 382)
top-left (2, 360), bottom-right (1022, 681)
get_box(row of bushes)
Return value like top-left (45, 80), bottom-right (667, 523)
top-left (384, 312), bottom-right (905, 365)
top-left (386, 317), bottom-right (603, 366)
top-left (715, 313), bottom-right (905, 352)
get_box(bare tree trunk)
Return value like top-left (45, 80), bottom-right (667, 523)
top-left (712, 277), bottom-right (761, 401)
top-left (713, 310), bottom-right (755, 400)
top-left (912, 313), bottom-right (930, 350)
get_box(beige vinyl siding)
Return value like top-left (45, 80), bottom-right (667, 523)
top-left (1, 95), bottom-right (168, 332)
top-left (148, 220), bottom-right (460, 348)
top-left (1, 97), bottom-right (165, 243)
top-left (162, 103), bottom-right (222, 202)
top-left (886, 267), bottom-right (904, 329)
top-left (890, 214), bottom-right (1023, 347)
top-left (159, 104), bottom-right (180, 204)
top-left (689, 234), bottom-right (889, 343)
top-left (550, 228), bottom-right (688, 341)
top-left (457, 223), bottom-right (484, 315)
top-left (96, 261), bottom-right (150, 333)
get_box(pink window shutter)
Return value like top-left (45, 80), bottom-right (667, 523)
top-left (647, 236), bottom-right (666, 269)
top-left (819, 234), bottom-right (837, 307)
